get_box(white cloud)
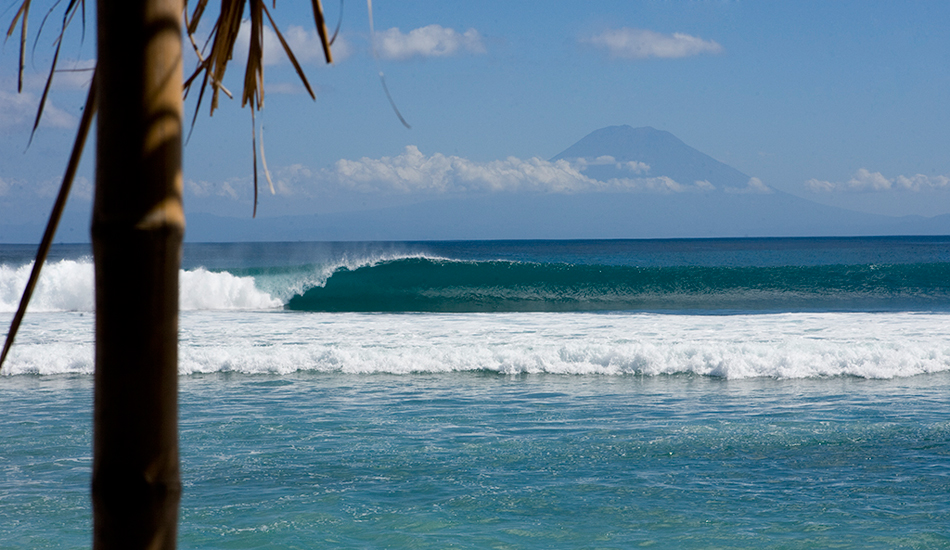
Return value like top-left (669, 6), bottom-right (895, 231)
top-left (804, 178), bottom-right (836, 192)
top-left (725, 177), bottom-right (773, 194)
top-left (273, 163), bottom-right (313, 196)
top-left (848, 168), bottom-right (893, 191)
top-left (332, 146), bottom-right (591, 193)
top-left (282, 25), bottom-right (352, 63)
top-left (585, 28), bottom-right (723, 59)
top-left (0, 177), bottom-right (8, 197)
top-left (234, 21), bottom-right (350, 67)
top-left (806, 169), bottom-right (950, 193)
top-left (895, 174), bottom-right (950, 191)
top-left (606, 176), bottom-right (694, 193)
top-left (0, 88), bottom-right (76, 130)
top-left (52, 176), bottom-right (93, 201)
top-left (263, 146), bottom-right (715, 198)
top-left (185, 178), bottom-right (242, 200)
top-left (76, 176), bottom-right (93, 201)
top-left (375, 25), bottom-right (486, 60)
top-left (623, 161), bottom-right (651, 174)
top-left (573, 156), bottom-right (651, 175)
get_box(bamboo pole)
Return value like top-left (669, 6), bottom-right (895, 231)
top-left (91, 1), bottom-right (184, 548)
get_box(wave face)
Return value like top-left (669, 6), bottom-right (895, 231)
top-left (286, 258), bottom-right (950, 313)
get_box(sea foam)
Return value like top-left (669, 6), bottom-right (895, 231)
top-left (4, 310), bottom-right (949, 379)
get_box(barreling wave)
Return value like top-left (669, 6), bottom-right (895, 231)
top-left (6, 254), bottom-right (950, 314)
top-left (287, 257), bottom-right (950, 313)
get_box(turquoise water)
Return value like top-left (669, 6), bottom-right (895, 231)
top-left (2, 237), bottom-right (950, 548)
top-left (3, 373), bottom-right (949, 549)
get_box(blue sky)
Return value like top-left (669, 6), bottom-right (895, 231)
top-left (3, 0), bottom-right (950, 229)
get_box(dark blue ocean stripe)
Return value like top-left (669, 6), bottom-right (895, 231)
top-left (284, 258), bottom-right (950, 313)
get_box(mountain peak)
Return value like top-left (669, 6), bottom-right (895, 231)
top-left (552, 125), bottom-right (753, 191)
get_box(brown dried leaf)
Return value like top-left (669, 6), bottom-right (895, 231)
top-left (262, 2), bottom-right (315, 99)
top-left (4, 0), bottom-right (31, 93)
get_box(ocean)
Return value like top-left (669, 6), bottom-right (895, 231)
top-left (2, 237), bottom-right (949, 548)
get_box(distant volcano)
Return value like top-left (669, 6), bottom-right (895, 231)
top-left (553, 125), bottom-right (758, 192)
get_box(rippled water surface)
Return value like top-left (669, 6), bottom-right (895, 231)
top-left (3, 373), bottom-right (949, 549)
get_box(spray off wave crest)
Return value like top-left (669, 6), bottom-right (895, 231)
top-left (1, 260), bottom-right (95, 313)
top-left (1, 259), bottom-right (282, 312)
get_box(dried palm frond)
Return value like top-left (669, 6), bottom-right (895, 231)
top-left (182, 0), bottom-right (333, 216)
top-left (4, 0), bottom-right (30, 92)
top-left (5, 0), bottom-right (85, 145)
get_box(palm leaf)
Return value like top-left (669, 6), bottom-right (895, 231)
top-left (182, 0), bottom-right (334, 215)
top-left (4, 0), bottom-right (31, 93)
top-left (262, 2), bottom-right (315, 99)
top-left (21, 0), bottom-right (84, 145)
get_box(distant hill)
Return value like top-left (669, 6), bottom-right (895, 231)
top-left (3, 125), bottom-right (949, 243)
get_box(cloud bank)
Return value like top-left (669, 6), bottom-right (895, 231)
top-left (260, 146), bottom-right (713, 198)
top-left (333, 146), bottom-right (593, 193)
top-left (375, 25), bottom-right (486, 60)
top-left (585, 28), bottom-right (723, 59)
top-left (806, 169), bottom-right (950, 192)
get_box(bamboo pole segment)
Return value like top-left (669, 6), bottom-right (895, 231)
top-left (91, 1), bottom-right (184, 548)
